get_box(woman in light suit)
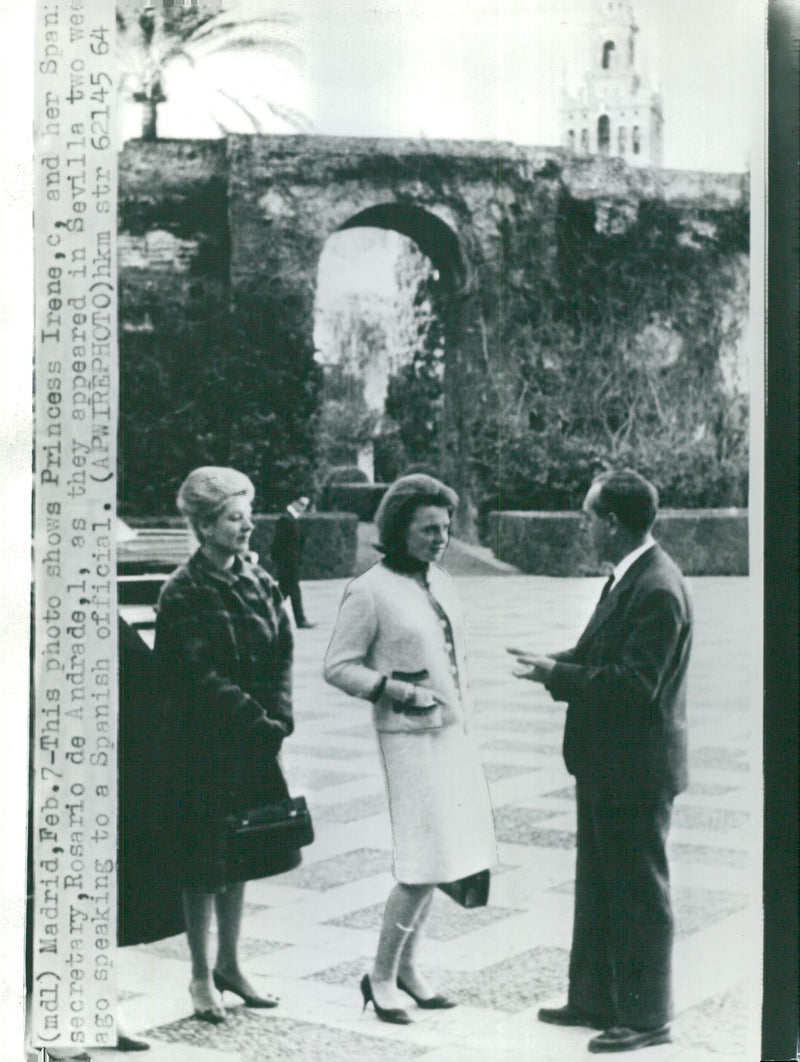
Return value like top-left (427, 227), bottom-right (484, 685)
top-left (324, 474), bottom-right (496, 1025)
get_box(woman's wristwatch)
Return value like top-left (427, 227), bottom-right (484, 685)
top-left (402, 684), bottom-right (417, 707)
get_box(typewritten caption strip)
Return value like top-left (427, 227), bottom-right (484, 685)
top-left (32, 0), bottom-right (119, 1049)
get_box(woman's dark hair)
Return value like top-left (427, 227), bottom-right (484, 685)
top-left (375, 474), bottom-right (458, 560)
top-left (591, 468), bottom-right (659, 535)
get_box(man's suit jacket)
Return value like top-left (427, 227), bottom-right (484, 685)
top-left (547, 544), bottom-right (692, 798)
top-left (271, 511), bottom-right (300, 581)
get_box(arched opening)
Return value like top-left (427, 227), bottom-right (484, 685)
top-left (618, 126), bottom-right (627, 154)
top-left (632, 124), bottom-right (641, 154)
top-left (313, 204), bottom-right (463, 483)
top-left (602, 40), bottom-right (615, 70)
top-left (567, 128), bottom-right (575, 150)
top-left (598, 114), bottom-right (611, 155)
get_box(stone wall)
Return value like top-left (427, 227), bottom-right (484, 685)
top-left (117, 136), bottom-right (749, 521)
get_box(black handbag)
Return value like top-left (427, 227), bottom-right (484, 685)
top-left (223, 796), bottom-right (314, 883)
top-left (438, 868), bottom-right (491, 908)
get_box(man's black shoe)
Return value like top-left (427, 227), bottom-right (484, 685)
top-left (587, 1025), bottom-right (671, 1053)
top-left (538, 1004), bottom-right (608, 1030)
top-left (296, 621), bottom-right (315, 629)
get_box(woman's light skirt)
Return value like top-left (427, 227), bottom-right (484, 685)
top-left (377, 725), bottom-right (497, 884)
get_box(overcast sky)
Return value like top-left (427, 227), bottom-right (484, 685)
top-left (127, 0), bottom-right (764, 174)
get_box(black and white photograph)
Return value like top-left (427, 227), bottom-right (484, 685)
top-left (14, 0), bottom-right (784, 1059)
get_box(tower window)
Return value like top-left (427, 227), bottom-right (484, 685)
top-left (598, 115), bottom-right (610, 155)
top-left (602, 41), bottom-right (615, 70)
top-left (581, 128), bottom-right (589, 153)
top-left (618, 126), bottom-right (626, 153)
top-left (567, 129), bottom-right (575, 150)
top-left (632, 125), bottom-right (641, 154)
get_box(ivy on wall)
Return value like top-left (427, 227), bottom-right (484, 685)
top-left (469, 192), bottom-right (750, 520)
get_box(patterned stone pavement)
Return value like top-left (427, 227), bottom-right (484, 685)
top-left (105, 568), bottom-right (760, 1061)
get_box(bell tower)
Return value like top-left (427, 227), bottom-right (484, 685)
top-left (560, 0), bottom-right (663, 167)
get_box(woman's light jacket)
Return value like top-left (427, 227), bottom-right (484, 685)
top-left (324, 561), bottom-right (472, 734)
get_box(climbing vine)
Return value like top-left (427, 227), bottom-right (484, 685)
top-left (469, 192), bottom-right (750, 519)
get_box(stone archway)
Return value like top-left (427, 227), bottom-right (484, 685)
top-left (314, 203), bottom-right (466, 482)
top-left (118, 135), bottom-right (750, 531)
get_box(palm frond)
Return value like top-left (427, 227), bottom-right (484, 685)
top-left (257, 99), bottom-right (315, 134)
top-left (186, 27), bottom-right (304, 67)
top-left (216, 90), bottom-right (266, 133)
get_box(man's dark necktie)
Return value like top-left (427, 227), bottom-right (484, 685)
top-left (598, 574), bottom-right (615, 603)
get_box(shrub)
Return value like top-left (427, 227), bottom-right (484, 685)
top-left (474, 428), bottom-right (748, 541)
top-left (324, 465), bottom-right (369, 485)
top-left (117, 282), bottom-right (322, 516)
top-left (117, 514), bottom-right (359, 581)
top-left (320, 484), bottom-right (388, 522)
top-left (488, 510), bottom-right (748, 576)
top-left (249, 513), bottom-right (359, 580)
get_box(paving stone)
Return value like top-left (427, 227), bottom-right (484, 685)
top-left (684, 781), bottom-right (741, 797)
top-left (541, 785), bottom-right (577, 802)
top-left (116, 574), bottom-right (756, 1061)
top-left (668, 842), bottom-right (748, 869)
top-left (479, 738), bottom-right (561, 756)
top-left (290, 744), bottom-right (371, 761)
top-left (672, 805), bottom-right (750, 833)
top-left (141, 934), bottom-right (289, 963)
top-left (280, 848), bottom-right (392, 890)
top-left (324, 895), bottom-right (524, 942)
top-left (244, 902), bottom-right (272, 916)
top-left (313, 794), bottom-right (389, 824)
top-left (306, 955), bottom-right (383, 989)
top-left (476, 717), bottom-right (564, 737)
top-left (483, 761), bottom-right (539, 783)
top-left (146, 1008), bottom-right (427, 1059)
top-left (689, 747), bottom-right (750, 773)
top-left (286, 767), bottom-right (364, 790)
top-left (671, 981), bottom-right (750, 1055)
top-left (327, 724), bottom-right (380, 739)
top-left (536, 783), bottom-right (743, 804)
top-left (439, 947), bottom-right (571, 1013)
top-left (672, 886), bottom-right (750, 934)
top-left (294, 709), bottom-right (338, 723)
top-left (493, 806), bottom-right (569, 845)
top-left (309, 948), bottom-right (569, 1014)
top-left (117, 988), bottom-right (143, 1003)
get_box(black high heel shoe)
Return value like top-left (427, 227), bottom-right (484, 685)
top-left (359, 974), bottom-right (412, 1025)
top-left (397, 975), bottom-right (457, 1010)
top-left (116, 1033), bottom-right (151, 1052)
top-left (213, 969), bottom-right (279, 1009)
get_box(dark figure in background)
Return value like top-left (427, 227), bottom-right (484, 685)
top-left (271, 496), bottom-right (313, 628)
top-left (154, 467), bottom-right (301, 1025)
top-left (509, 469), bottom-right (693, 1055)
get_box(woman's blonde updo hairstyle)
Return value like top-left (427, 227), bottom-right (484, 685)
top-left (176, 467), bottom-right (255, 543)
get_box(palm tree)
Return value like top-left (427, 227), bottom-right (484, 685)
top-left (116, 0), bottom-right (311, 140)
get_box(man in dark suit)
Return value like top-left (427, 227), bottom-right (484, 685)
top-left (509, 469), bottom-right (692, 1054)
top-left (271, 496), bottom-right (314, 628)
